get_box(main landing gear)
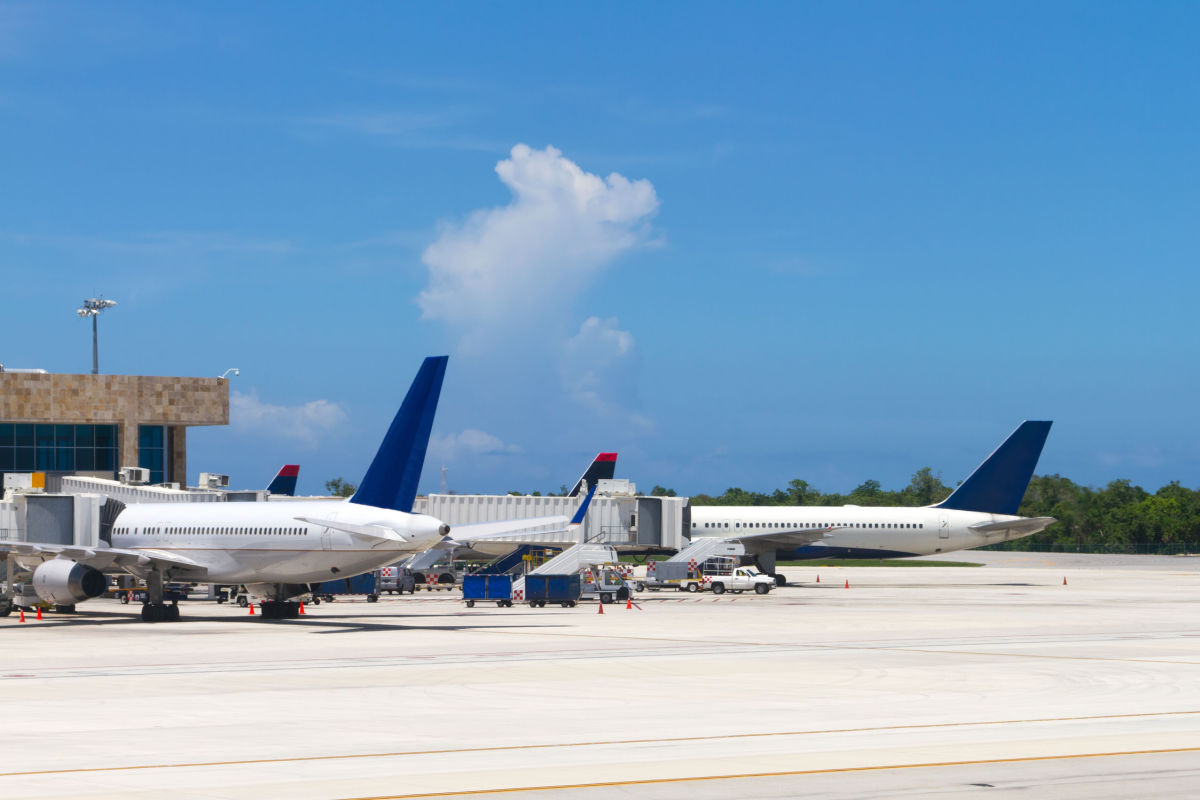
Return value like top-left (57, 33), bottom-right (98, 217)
top-left (140, 602), bottom-right (180, 622)
top-left (139, 568), bottom-right (182, 623)
top-left (258, 601), bottom-right (302, 620)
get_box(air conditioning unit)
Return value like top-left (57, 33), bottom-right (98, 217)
top-left (597, 478), bottom-right (636, 497)
top-left (118, 466), bottom-right (151, 485)
top-left (198, 472), bottom-right (230, 489)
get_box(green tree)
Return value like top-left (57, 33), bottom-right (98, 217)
top-left (651, 485), bottom-right (677, 497)
top-left (324, 477), bottom-right (356, 498)
top-left (902, 468), bottom-right (952, 506)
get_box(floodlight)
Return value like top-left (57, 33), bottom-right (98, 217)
top-left (77, 296), bottom-right (117, 374)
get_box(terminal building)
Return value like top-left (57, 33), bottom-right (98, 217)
top-left (0, 369), bottom-right (229, 491)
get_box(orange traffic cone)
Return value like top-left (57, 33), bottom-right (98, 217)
top-left (299, 602), bottom-right (305, 615)
top-left (1063, 576), bottom-right (1068, 586)
top-left (626, 595), bottom-right (632, 610)
top-left (816, 575), bottom-right (820, 583)
top-left (248, 603), bottom-right (255, 616)
top-left (844, 579), bottom-right (850, 589)
top-left (597, 600), bottom-right (604, 614)
top-left (36, 607), bottom-right (42, 620)
top-left (19, 609), bottom-right (25, 622)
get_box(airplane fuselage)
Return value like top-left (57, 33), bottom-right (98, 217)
top-left (689, 505), bottom-right (1046, 559)
top-left (110, 500), bottom-right (447, 584)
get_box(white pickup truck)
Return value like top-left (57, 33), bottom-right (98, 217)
top-left (702, 567), bottom-right (774, 595)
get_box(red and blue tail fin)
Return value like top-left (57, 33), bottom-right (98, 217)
top-left (568, 452), bottom-right (617, 497)
top-left (350, 356), bottom-right (448, 513)
top-left (266, 465), bottom-right (300, 496)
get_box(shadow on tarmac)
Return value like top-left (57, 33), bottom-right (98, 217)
top-left (2, 605), bottom-right (571, 634)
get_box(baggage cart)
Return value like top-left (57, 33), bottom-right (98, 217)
top-left (462, 574), bottom-right (513, 608)
top-left (525, 573), bottom-right (582, 608)
top-left (316, 573), bottom-right (379, 603)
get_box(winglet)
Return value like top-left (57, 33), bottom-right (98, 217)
top-left (569, 482), bottom-right (599, 525)
top-left (350, 356), bottom-right (448, 513)
top-left (568, 452), bottom-right (618, 497)
top-left (267, 465), bottom-right (300, 496)
top-left (935, 421), bottom-right (1053, 515)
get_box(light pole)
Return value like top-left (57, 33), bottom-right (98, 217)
top-left (76, 297), bottom-right (117, 375)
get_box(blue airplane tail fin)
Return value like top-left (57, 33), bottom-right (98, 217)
top-left (935, 421), bottom-right (1053, 515)
top-left (267, 465), bottom-right (299, 496)
top-left (350, 356), bottom-right (448, 513)
top-left (569, 482), bottom-right (599, 525)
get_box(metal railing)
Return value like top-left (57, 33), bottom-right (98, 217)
top-left (585, 525), bottom-right (634, 545)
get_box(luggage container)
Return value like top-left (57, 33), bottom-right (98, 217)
top-left (462, 574), bottom-right (513, 608)
top-left (525, 573), bottom-right (582, 608)
top-left (316, 573), bottom-right (379, 602)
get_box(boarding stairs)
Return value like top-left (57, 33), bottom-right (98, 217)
top-left (664, 537), bottom-right (745, 564)
top-left (470, 545), bottom-right (545, 577)
top-left (405, 545), bottom-right (454, 572)
top-left (511, 543), bottom-right (618, 602)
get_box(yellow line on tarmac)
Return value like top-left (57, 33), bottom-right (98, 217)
top-left (339, 746), bottom-right (1200, 800)
top-left (1, 710), bottom-right (1198, 779)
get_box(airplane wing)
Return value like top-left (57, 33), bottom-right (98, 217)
top-left (969, 516), bottom-right (1056, 536)
top-left (293, 516), bottom-right (412, 546)
top-left (723, 525), bottom-right (839, 551)
top-left (448, 515), bottom-right (573, 545)
top-left (0, 541), bottom-right (209, 575)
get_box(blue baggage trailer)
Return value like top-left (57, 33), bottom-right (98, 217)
top-left (462, 574), bottom-right (513, 608)
top-left (525, 574), bottom-right (582, 608)
top-left (316, 573), bottom-right (379, 602)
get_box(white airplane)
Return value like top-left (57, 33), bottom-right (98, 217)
top-left (0, 356), bottom-right (571, 622)
top-left (689, 421), bottom-right (1056, 583)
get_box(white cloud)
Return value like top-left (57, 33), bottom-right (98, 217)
top-left (560, 316), bottom-right (652, 431)
top-left (417, 144), bottom-right (659, 345)
top-left (429, 429), bottom-right (522, 462)
top-left (231, 390), bottom-right (347, 446)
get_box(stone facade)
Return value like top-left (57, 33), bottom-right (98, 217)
top-left (0, 373), bottom-right (229, 483)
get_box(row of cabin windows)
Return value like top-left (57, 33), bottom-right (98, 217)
top-left (695, 521), bottom-right (925, 530)
top-left (113, 526), bottom-right (308, 536)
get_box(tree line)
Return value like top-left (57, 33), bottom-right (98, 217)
top-left (655, 471), bottom-right (1200, 555)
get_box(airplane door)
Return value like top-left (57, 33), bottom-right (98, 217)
top-left (939, 514), bottom-right (950, 539)
top-left (321, 529), bottom-right (332, 550)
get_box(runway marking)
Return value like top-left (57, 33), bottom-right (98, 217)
top-left (2, 710), bottom-right (1199, 779)
top-left (477, 627), bottom-right (1200, 668)
top-left (337, 747), bottom-right (1200, 799)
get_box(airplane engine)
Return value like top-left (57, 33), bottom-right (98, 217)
top-left (33, 559), bottom-right (107, 606)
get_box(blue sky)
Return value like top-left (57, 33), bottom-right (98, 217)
top-left (2, 2), bottom-right (1199, 497)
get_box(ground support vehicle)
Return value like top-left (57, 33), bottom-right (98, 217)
top-left (379, 565), bottom-right (416, 595)
top-left (580, 565), bottom-right (633, 604)
top-left (316, 573), bottom-right (379, 603)
top-left (641, 556), bottom-right (773, 594)
top-left (706, 566), bottom-right (775, 595)
top-left (411, 561), bottom-right (468, 590)
top-left (525, 573), bottom-right (582, 608)
top-left (119, 584), bottom-right (191, 605)
top-left (215, 585), bottom-right (255, 607)
top-left (462, 574), bottom-right (514, 608)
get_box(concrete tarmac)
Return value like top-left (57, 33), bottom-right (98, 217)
top-left (3, 552), bottom-right (1200, 799)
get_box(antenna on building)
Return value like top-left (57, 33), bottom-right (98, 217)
top-left (76, 296), bottom-right (117, 375)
